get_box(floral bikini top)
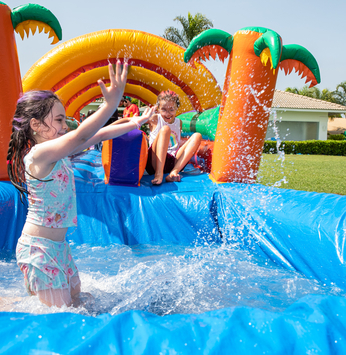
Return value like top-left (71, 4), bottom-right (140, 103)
top-left (24, 147), bottom-right (78, 228)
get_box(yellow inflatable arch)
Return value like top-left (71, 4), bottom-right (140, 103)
top-left (23, 29), bottom-right (222, 115)
top-left (65, 83), bottom-right (158, 119)
top-left (56, 66), bottom-right (194, 118)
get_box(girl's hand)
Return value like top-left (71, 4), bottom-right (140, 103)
top-left (97, 61), bottom-right (128, 107)
top-left (131, 106), bottom-right (157, 127)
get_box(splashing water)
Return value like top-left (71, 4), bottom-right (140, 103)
top-left (1, 239), bottom-right (343, 316)
top-left (259, 108), bottom-right (296, 188)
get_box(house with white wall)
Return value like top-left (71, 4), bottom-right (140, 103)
top-left (267, 90), bottom-right (346, 141)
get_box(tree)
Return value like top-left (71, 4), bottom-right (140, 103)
top-left (162, 12), bottom-right (213, 48)
top-left (285, 85), bottom-right (340, 104)
top-left (333, 81), bottom-right (346, 106)
top-left (285, 87), bottom-right (299, 95)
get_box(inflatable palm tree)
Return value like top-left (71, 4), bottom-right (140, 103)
top-left (184, 27), bottom-right (321, 183)
top-left (0, 2), bottom-right (61, 180)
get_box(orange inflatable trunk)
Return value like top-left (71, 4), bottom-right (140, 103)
top-left (0, 3), bottom-right (22, 180)
top-left (210, 30), bottom-right (279, 183)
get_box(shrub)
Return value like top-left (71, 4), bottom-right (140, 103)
top-left (263, 140), bottom-right (346, 156)
top-left (327, 134), bottom-right (345, 140)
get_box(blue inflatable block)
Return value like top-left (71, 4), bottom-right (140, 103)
top-left (0, 181), bottom-right (27, 250)
top-left (108, 130), bottom-right (143, 187)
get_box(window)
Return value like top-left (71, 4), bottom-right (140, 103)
top-left (266, 121), bottom-right (319, 141)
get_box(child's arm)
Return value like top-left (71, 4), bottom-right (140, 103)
top-left (112, 117), bottom-right (131, 125)
top-left (69, 107), bottom-right (156, 154)
top-left (33, 62), bottom-right (127, 164)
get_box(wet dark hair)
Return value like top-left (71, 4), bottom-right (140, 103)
top-left (157, 90), bottom-right (180, 108)
top-left (7, 90), bottom-right (62, 202)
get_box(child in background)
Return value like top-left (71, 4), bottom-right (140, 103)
top-left (7, 62), bottom-right (156, 308)
top-left (146, 90), bottom-right (202, 185)
top-left (122, 96), bottom-right (139, 118)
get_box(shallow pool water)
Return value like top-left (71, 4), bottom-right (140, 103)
top-left (1, 239), bottom-right (343, 316)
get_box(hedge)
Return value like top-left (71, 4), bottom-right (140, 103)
top-left (263, 140), bottom-right (346, 156)
top-left (327, 134), bottom-right (345, 140)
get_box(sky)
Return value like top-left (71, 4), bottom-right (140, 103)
top-left (5, 0), bottom-right (346, 92)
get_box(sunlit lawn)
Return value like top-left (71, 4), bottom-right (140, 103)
top-left (257, 154), bottom-right (346, 195)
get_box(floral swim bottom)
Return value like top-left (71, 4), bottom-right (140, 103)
top-left (16, 233), bottom-right (80, 296)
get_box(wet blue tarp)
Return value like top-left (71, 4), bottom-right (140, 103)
top-left (1, 150), bottom-right (346, 354)
top-left (1, 294), bottom-right (346, 354)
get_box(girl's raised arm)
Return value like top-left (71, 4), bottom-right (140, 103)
top-left (69, 106), bottom-right (157, 155)
top-left (33, 62), bottom-right (128, 165)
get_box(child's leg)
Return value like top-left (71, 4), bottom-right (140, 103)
top-left (150, 125), bottom-right (171, 185)
top-left (37, 274), bottom-right (80, 308)
top-left (70, 274), bottom-right (94, 307)
top-left (38, 275), bottom-right (93, 308)
top-left (166, 133), bottom-right (202, 182)
top-left (71, 275), bottom-right (81, 299)
top-left (37, 274), bottom-right (82, 308)
top-left (37, 288), bottom-right (72, 307)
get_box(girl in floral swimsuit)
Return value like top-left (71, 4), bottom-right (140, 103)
top-left (7, 62), bottom-right (156, 308)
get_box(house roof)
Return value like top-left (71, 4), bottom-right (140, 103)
top-left (272, 90), bottom-right (346, 112)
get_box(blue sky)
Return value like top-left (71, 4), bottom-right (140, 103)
top-left (5, 0), bottom-right (346, 92)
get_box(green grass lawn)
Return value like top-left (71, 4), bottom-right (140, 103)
top-left (257, 154), bottom-right (346, 195)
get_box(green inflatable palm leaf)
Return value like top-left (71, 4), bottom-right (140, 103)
top-left (184, 29), bottom-right (233, 66)
top-left (11, 3), bottom-right (62, 44)
top-left (279, 44), bottom-right (321, 86)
